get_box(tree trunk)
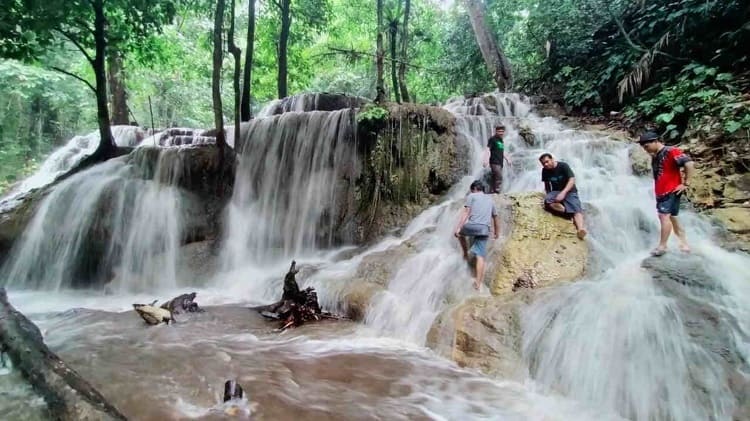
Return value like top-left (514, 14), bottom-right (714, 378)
top-left (464, 0), bottom-right (513, 91)
top-left (0, 288), bottom-right (127, 420)
top-left (212, 0), bottom-right (227, 149)
top-left (278, 0), bottom-right (291, 99)
top-left (398, 0), bottom-right (411, 102)
top-left (389, 22), bottom-right (400, 103)
top-left (375, 0), bottom-right (386, 103)
top-left (240, 0), bottom-right (256, 121)
top-left (228, 0), bottom-right (242, 146)
top-left (92, 0), bottom-right (116, 160)
top-left (107, 51), bottom-right (128, 125)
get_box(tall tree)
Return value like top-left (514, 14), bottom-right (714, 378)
top-left (0, 0), bottom-right (178, 160)
top-left (397, 0), bottom-right (411, 102)
top-left (375, 0), bottom-right (386, 103)
top-left (212, 0), bottom-right (227, 149)
top-left (240, 0), bottom-right (256, 121)
top-left (464, 0), bottom-right (513, 91)
top-left (277, 0), bottom-right (292, 99)
top-left (386, 4), bottom-right (401, 102)
top-left (107, 51), bottom-right (129, 125)
top-left (227, 0), bottom-right (242, 145)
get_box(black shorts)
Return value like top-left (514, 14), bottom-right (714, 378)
top-left (656, 192), bottom-right (682, 216)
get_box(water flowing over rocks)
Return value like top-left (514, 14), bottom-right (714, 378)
top-left (0, 288), bottom-right (126, 420)
top-left (486, 192), bottom-right (588, 295)
top-left (427, 292), bottom-right (532, 380)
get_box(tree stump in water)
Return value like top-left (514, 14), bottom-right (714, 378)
top-left (254, 260), bottom-right (333, 330)
top-left (0, 288), bottom-right (127, 420)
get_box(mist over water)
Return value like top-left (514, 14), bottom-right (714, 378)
top-left (1, 93), bottom-right (748, 419)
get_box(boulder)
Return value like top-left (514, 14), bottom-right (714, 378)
top-left (426, 292), bottom-right (532, 380)
top-left (486, 192), bottom-right (588, 295)
top-left (710, 207), bottom-right (750, 234)
top-left (689, 166), bottom-right (725, 208)
top-left (722, 174), bottom-right (750, 204)
top-left (628, 144), bottom-right (652, 177)
top-left (337, 233), bottom-right (425, 320)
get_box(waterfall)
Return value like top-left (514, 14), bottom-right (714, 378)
top-left (220, 108), bottom-right (358, 269)
top-left (1, 147), bottom-right (185, 292)
top-left (0, 126), bottom-right (145, 212)
top-left (361, 95), bottom-right (531, 343)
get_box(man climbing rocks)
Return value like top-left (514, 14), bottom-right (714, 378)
top-left (483, 125), bottom-right (512, 193)
top-left (454, 180), bottom-right (500, 290)
top-left (638, 131), bottom-right (694, 256)
top-left (539, 153), bottom-right (587, 240)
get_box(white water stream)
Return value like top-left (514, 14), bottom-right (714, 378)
top-left (1, 93), bottom-right (748, 420)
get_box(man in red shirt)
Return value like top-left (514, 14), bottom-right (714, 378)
top-left (638, 131), bottom-right (695, 256)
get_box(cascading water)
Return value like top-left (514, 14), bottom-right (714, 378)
top-left (360, 94), bottom-right (532, 343)
top-left (1, 147), bottom-right (185, 292)
top-left (220, 108), bottom-right (358, 270)
top-left (0, 126), bottom-right (145, 212)
top-left (2, 92), bottom-right (748, 420)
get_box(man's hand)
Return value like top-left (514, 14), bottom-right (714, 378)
top-left (482, 161), bottom-right (489, 168)
top-left (674, 183), bottom-right (688, 194)
top-left (555, 192), bottom-right (566, 202)
top-left (454, 230), bottom-right (461, 238)
top-left (493, 231), bottom-right (499, 239)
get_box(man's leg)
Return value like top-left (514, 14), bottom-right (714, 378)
top-left (474, 256), bottom-right (485, 290)
top-left (573, 212), bottom-right (587, 240)
top-left (654, 212), bottom-right (672, 255)
top-left (490, 164), bottom-right (503, 193)
top-left (670, 216), bottom-right (690, 252)
top-left (544, 191), bottom-right (566, 213)
top-left (457, 235), bottom-right (469, 260)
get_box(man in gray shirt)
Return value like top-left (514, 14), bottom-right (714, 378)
top-left (454, 180), bottom-right (500, 290)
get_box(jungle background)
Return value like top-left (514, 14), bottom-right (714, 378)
top-left (1, 0), bottom-right (748, 192)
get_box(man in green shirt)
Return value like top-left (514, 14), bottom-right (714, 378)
top-left (483, 125), bottom-right (512, 193)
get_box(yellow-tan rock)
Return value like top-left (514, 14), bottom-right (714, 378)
top-left (426, 293), bottom-right (532, 380)
top-left (486, 192), bottom-right (588, 295)
top-left (711, 207), bottom-right (750, 234)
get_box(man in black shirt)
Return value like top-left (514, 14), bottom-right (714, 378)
top-left (539, 153), bottom-right (587, 240)
top-left (483, 125), bottom-right (512, 193)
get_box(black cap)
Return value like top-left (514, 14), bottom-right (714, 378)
top-left (638, 131), bottom-right (660, 145)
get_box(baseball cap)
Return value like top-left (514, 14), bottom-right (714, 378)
top-left (638, 131), bottom-right (660, 145)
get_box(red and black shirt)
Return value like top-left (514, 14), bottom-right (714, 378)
top-left (652, 146), bottom-right (691, 198)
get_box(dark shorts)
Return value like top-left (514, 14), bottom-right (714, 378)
top-left (466, 236), bottom-right (489, 257)
top-left (545, 191), bottom-right (583, 214)
top-left (656, 192), bottom-right (682, 216)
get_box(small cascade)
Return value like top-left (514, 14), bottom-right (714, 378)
top-left (0, 126), bottom-right (146, 212)
top-left (1, 147), bottom-right (186, 292)
top-left (221, 109), bottom-right (358, 269)
top-left (257, 93), bottom-right (369, 117)
top-left (138, 128), bottom-right (216, 148)
top-left (362, 93), bottom-right (530, 343)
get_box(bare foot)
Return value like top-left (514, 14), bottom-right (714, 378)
top-left (679, 243), bottom-right (691, 253)
top-left (650, 247), bottom-right (667, 257)
top-left (473, 282), bottom-right (481, 291)
top-left (549, 203), bottom-right (565, 213)
top-left (577, 229), bottom-right (587, 240)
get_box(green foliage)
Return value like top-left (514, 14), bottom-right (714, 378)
top-left (629, 64), bottom-right (750, 138)
top-left (357, 105), bottom-right (389, 123)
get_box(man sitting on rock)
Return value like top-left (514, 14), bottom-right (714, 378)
top-left (454, 180), bottom-right (500, 290)
top-left (539, 153), bottom-right (587, 240)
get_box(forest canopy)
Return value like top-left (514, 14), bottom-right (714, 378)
top-left (1, 0), bottom-right (748, 191)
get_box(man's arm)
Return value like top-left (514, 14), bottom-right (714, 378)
top-left (556, 177), bottom-right (576, 200)
top-left (677, 161), bottom-right (695, 192)
top-left (482, 147), bottom-right (490, 167)
top-left (504, 154), bottom-right (512, 166)
top-left (454, 207), bottom-right (470, 237)
top-left (492, 214), bottom-right (500, 239)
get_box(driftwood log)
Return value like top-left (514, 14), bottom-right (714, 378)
top-left (0, 288), bottom-right (126, 420)
top-left (254, 261), bottom-right (335, 330)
